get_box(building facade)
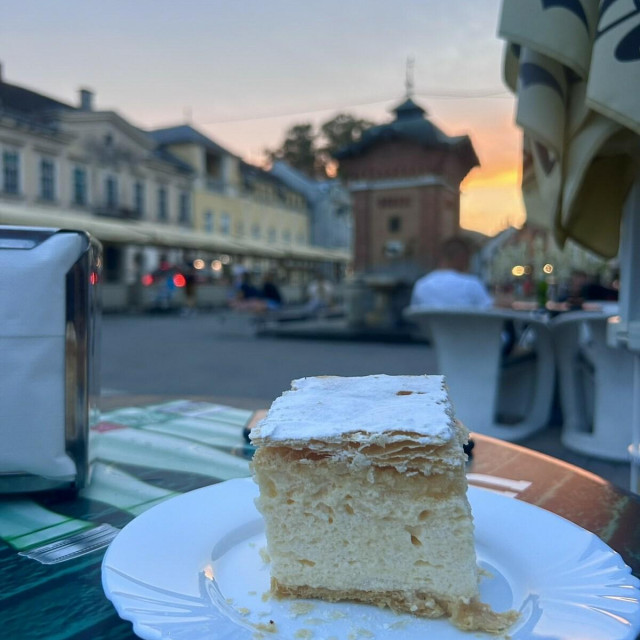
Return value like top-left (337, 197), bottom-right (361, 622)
top-left (269, 160), bottom-right (352, 251)
top-left (150, 125), bottom-right (310, 255)
top-left (0, 65), bottom-right (350, 302)
top-left (57, 100), bottom-right (195, 282)
top-left (0, 72), bottom-right (195, 283)
top-left (335, 97), bottom-right (479, 278)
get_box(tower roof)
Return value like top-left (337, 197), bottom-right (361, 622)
top-left (391, 97), bottom-right (426, 120)
top-left (333, 96), bottom-right (478, 172)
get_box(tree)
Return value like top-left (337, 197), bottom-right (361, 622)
top-left (267, 123), bottom-right (318, 178)
top-left (319, 113), bottom-right (374, 178)
top-left (267, 113), bottom-right (375, 178)
top-left (320, 113), bottom-right (374, 159)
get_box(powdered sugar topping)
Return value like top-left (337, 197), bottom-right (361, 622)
top-left (252, 374), bottom-right (455, 444)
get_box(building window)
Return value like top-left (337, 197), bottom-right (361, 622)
top-left (39, 158), bottom-right (56, 201)
top-left (105, 175), bottom-right (118, 209)
top-left (73, 167), bottom-right (87, 206)
top-left (251, 223), bottom-right (261, 239)
top-left (220, 212), bottom-right (230, 235)
top-left (282, 229), bottom-right (291, 244)
top-left (379, 196), bottom-right (411, 209)
top-left (3, 150), bottom-right (20, 195)
top-left (178, 192), bottom-right (190, 225)
top-left (157, 187), bottom-right (168, 221)
top-left (204, 210), bottom-right (214, 232)
top-left (134, 181), bottom-right (145, 217)
top-left (268, 227), bottom-right (276, 243)
top-left (388, 216), bottom-right (401, 233)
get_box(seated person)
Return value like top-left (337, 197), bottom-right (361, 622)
top-left (410, 237), bottom-right (493, 309)
top-left (230, 271), bottom-right (282, 314)
top-left (260, 271), bottom-right (283, 311)
top-left (411, 237), bottom-right (516, 355)
top-left (555, 270), bottom-right (618, 312)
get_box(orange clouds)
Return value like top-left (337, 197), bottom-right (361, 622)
top-left (460, 165), bottom-right (526, 235)
top-left (464, 167), bottom-right (520, 189)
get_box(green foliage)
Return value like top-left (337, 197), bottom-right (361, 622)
top-left (269, 123), bottom-right (318, 177)
top-left (267, 113), bottom-right (374, 178)
top-left (319, 113), bottom-right (374, 159)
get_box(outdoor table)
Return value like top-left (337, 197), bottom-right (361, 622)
top-left (1, 396), bottom-right (639, 639)
top-left (404, 307), bottom-right (557, 441)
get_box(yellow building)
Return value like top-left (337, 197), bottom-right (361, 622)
top-left (149, 126), bottom-right (310, 258)
top-left (0, 80), bottom-right (196, 284)
top-left (0, 64), bottom-right (350, 309)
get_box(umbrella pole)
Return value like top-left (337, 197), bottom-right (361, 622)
top-left (614, 176), bottom-right (640, 493)
top-left (632, 356), bottom-right (640, 494)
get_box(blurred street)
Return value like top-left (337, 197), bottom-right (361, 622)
top-left (100, 311), bottom-right (436, 405)
top-left (101, 311), bottom-right (632, 491)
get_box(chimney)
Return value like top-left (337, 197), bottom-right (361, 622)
top-left (79, 88), bottom-right (94, 111)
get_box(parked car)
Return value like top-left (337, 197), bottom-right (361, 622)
top-left (141, 265), bottom-right (187, 310)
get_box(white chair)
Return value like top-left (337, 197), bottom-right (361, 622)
top-left (404, 307), bottom-right (556, 441)
top-left (552, 311), bottom-right (635, 461)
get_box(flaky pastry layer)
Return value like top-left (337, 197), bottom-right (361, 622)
top-left (272, 580), bottom-right (518, 634)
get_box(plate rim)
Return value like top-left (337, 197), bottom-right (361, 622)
top-left (102, 477), bottom-right (640, 640)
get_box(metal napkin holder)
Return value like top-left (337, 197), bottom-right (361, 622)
top-left (0, 226), bottom-right (101, 493)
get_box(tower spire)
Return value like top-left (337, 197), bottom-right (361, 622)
top-left (405, 55), bottom-right (415, 98)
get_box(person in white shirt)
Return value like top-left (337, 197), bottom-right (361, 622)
top-left (410, 237), bottom-right (493, 309)
top-left (306, 273), bottom-right (334, 316)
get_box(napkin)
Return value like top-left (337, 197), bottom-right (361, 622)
top-left (0, 230), bottom-right (85, 480)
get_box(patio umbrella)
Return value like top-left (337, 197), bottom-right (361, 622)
top-left (498, 0), bottom-right (640, 488)
top-left (499, 0), bottom-right (639, 258)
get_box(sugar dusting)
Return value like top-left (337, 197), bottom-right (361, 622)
top-left (252, 375), bottom-right (454, 443)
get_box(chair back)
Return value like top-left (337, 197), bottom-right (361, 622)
top-left (405, 307), bottom-right (555, 441)
top-left (552, 311), bottom-right (634, 461)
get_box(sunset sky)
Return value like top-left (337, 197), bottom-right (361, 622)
top-left (1, 0), bottom-right (526, 237)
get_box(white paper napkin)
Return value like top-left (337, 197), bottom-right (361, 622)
top-left (0, 231), bottom-right (85, 479)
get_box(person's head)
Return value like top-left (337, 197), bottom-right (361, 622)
top-left (438, 237), bottom-right (473, 273)
top-left (263, 269), bottom-right (277, 283)
top-left (569, 269), bottom-right (588, 293)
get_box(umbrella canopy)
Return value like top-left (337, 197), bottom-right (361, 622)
top-left (499, 0), bottom-right (640, 259)
top-left (499, 0), bottom-right (640, 490)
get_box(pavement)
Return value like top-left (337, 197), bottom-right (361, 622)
top-left (258, 315), bottom-right (428, 343)
top-left (101, 309), bottom-right (633, 492)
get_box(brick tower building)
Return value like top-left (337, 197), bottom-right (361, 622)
top-left (335, 97), bottom-right (479, 276)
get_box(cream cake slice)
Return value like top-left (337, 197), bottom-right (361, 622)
top-left (250, 374), bottom-right (517, 633)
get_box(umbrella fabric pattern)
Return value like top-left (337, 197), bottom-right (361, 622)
top-left (499, 0), bottom-right (640, 258)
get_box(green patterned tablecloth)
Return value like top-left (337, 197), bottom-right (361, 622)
top-left (1, 400), bottom-right (255, 640)
top-left (3, 401), bottom-right (639, 639)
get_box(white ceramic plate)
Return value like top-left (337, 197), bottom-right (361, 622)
top-left (102, 478), bottom-right (640, 640)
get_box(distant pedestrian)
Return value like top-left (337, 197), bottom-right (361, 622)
top-left (306, 272), bottom-right (334, 316)
top-left (182, 265), bottom-right (198, 316)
